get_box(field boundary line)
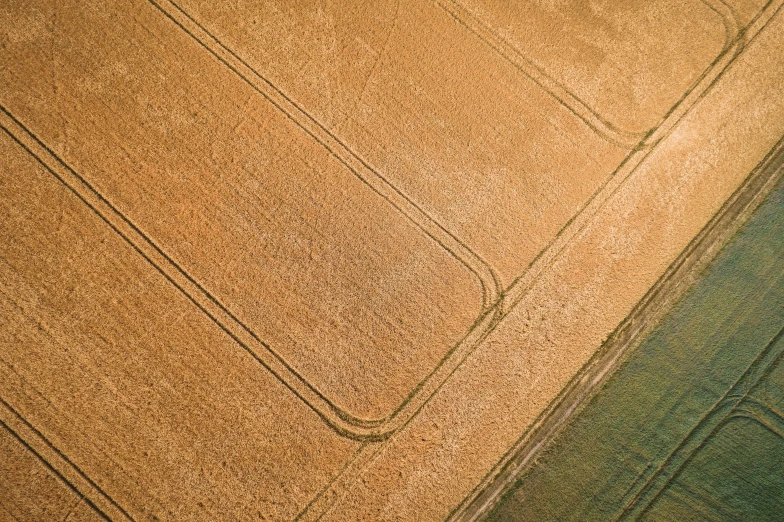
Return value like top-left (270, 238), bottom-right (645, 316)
top-left (448, 122), bottom-right (784, 520)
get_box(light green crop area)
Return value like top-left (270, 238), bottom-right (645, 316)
top-left (486, 174), bottom-right (784, 521)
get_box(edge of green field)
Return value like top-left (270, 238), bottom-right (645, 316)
top-left (485, 171), bottom-right (784, 521)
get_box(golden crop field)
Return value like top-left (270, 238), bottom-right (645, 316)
top-left (2, 0), bottom-right (784, 520)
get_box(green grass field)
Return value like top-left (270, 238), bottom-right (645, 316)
top-left (486, 174), bottom-right (784, 521)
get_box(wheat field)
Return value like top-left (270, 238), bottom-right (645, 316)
top-left (2, 0), bottom-right (784, 520)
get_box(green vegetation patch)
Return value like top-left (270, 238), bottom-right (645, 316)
top-left (486, 175), bottom-right (784, 521)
